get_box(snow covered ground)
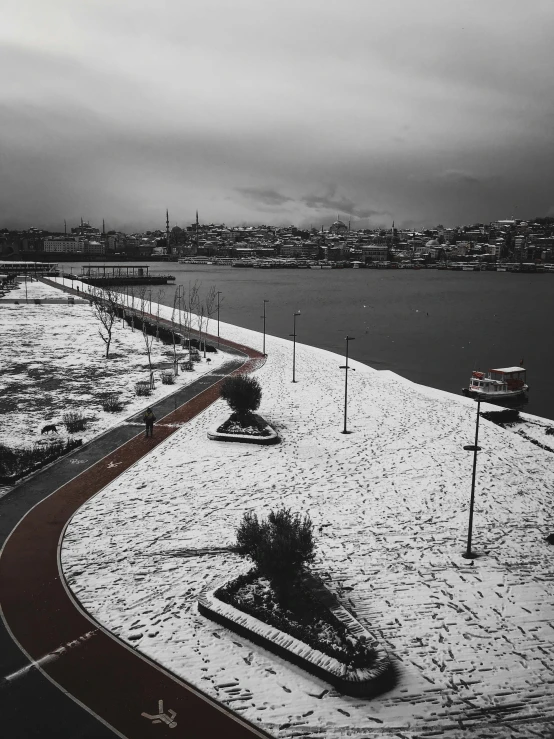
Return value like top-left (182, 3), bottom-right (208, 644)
top-left (61, 297), bottom-right (554, 738)
top-left (0, 278), bottom-right (231, 451)
top-left (2, 277), bottom-right (72, 301)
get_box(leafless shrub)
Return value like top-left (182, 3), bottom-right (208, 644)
top-left (102, 393), bottom-right (124, 412)
top-left (135, 382), bottom-right (152, 397)
top-left (161, 372), bottom-right (175, 385)
top-left (63, 410), bottom-right (87, 433)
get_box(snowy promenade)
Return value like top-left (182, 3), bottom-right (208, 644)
top-left (59, 286), bottom-right (554, 738)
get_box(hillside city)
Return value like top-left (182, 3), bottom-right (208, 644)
top-left (2, 215), bottom-right (554, 268)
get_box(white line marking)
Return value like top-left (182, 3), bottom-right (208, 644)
top-left (3, 629), bottom-right (97, 683)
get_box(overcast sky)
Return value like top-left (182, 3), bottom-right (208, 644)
top-left (2, 0), bottom-right (553, 231)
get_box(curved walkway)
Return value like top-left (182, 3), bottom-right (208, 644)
top-left (0, 299), bottom-right (270, 739)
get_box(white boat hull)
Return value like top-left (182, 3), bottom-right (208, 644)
top-left (463, 385), bottom-right (528, 400)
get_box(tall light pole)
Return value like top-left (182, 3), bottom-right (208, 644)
top-left (339, 336), bottom-right (355, 434)
top-left (217, 291), bottom-right (222, 348)
top-left (262, 299), bottom-right (269, 355)
top-left (289, 311), bottom-right (301, 382)
top-left (462, 395), bottom-right (482, 559)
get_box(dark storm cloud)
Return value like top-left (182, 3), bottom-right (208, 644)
top-left (237, 188), bottom-right (293, 207)
top-left (235, 184), bottom-right (390, 226)
top-left (2, 1), bottom-right (554, 229)
top-left (300, 186), bottom-right (390, 220)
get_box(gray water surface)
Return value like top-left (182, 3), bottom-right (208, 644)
top-left (60, 262), bottom-right (554, 421)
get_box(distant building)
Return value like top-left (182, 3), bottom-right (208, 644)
top-left (44, 237), bottom-right (84, 253)
top-left (361, 244), bottom-right (388, 262)
top-left (71, 220), bottom-right (101, 238)
top-left (329, 219), bottom-right (348, 235)
top-left (280, 242), bottom-right (318, 259)
top-left (84, 240), bottom-right (105, 255)
top-left (491, 219), bottom-right (517, 229)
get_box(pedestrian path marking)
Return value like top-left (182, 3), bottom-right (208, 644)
top-left (141, 699), bottom-right (177, 728)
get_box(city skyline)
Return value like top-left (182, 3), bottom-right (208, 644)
top-left (2, 1), bottom-right (554, 231)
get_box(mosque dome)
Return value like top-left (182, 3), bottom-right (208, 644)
top-left (329, 219), bottom-right (348, 234)
top-left (426, 238), bottom-right (440, 247)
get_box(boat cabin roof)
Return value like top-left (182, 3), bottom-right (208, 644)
top-left (490, 366), bottom-right (524, 374)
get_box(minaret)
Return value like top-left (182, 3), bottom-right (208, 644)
top-left (102, 219), bottom-right (105, 235)
top-left (166, 209), bottom-right (170, 251)
top-left (64, 219), bottom-right (67, 235)
top-left (195, 210), bottom-right (199, 254)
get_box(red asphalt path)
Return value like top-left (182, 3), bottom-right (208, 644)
top-left (0, 328), bottom-right (273, 739)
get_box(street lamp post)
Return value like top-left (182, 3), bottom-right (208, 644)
top-left (289, 311), bottom-right (301, 382)
top-left (217, 291), bottom-right (222, 348)
top-left (462, 395), bottom-right (482, 559)
top-left (339, 336), bottom-right (355, 434)
top-left (148, 289), bottom-right (152, 315)
top-left (261, 299), bottom-right (269, 355)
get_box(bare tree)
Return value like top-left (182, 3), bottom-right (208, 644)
top-left (142, 324), bottom-right (156, 388)
top-left (204, 285), bottom-right (218, 338)
top-left (90, 286), bottom-right (120, 358)
top-left (155, 287), bottom-right (165, 342)
top-left (128, 286), bottom-right (136, 331)
top-left (192, 284), bottom-right (218, 358)
top-left (136, 285), bottom-right (149, 318)
top-left (135, 285), bottom-right (157, 386)
top-left (170, 287), bottom-right (180, 374)
top-left (182, 281), bottom-right (200, 360)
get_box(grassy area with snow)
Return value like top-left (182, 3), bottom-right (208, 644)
top-left (0, 278), bottom-right (231, 451)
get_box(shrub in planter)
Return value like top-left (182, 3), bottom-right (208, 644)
top-left (161, 371), bottom-right (175, 385)
top-left (135, 382), bottom-right (152, 397)
top-left (216, 570), bottom-right (377, 669)
top-left (217, 412), bottom-right (270, 436)
top-left (236, 508), bottom-right (315, 604)
top-left (546, 427), bottom-right (554, 436)
top-left (63, 410), bottom-right (87, 433)
top-left (220, 375), bottom-right (262, 419)
top-left (103, 393), bottom-right (124, 412)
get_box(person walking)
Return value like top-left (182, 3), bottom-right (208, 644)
top-left (143, 407), bottom-right (156, 437)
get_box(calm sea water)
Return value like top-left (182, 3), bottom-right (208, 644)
top-left (60, 262), bottom-right (554, 421)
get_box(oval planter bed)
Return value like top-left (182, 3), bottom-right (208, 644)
top-left (207, 413), bottom-right (280, 445)
top-left (197, 576), bottom-right (395, 698)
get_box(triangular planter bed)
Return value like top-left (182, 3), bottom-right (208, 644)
top-left (197, 575), bottom-right (395, 698)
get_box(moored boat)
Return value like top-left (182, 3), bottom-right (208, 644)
top-left (462, 366), bottom-right (528, 400)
